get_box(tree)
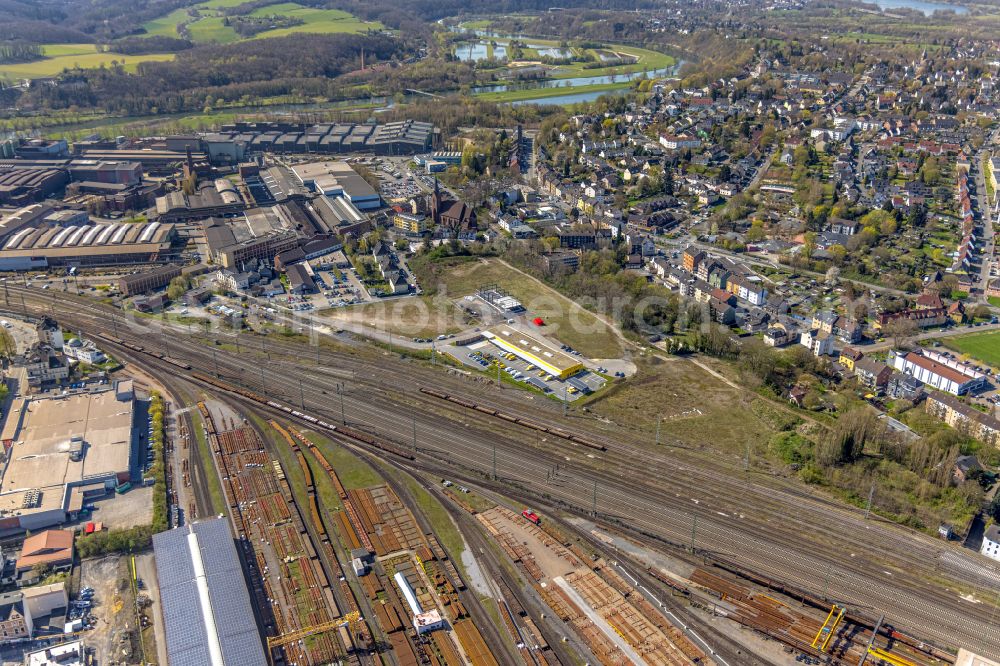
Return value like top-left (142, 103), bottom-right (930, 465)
top-left (167, 276), bottom-right (189, 302)
top-left (802, 231), bottom-right (817, 259)
top-left (883, 317), bottom-right (918, 349)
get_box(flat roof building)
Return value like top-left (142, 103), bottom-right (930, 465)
top-left (153, 517), bottom-right (268, 666)
top-left (0, 389), bottom-right (135, 531)
top-left (25, 639), bottom-right (84, 666)
top-left (291, 161), bottom-right (381, 210)
top-left (484, 326), bottom-right (584, 379)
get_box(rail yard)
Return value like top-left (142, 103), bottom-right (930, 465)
top-left (6, 285), bottom-right (1000, 664)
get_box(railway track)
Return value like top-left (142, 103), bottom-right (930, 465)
top-left (9, 288), bottom-right (1000, 657)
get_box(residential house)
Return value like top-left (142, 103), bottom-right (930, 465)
top-left (19, 344), bottom-right (69, 389)
top-left (887, 372), bottom-right (924, 401)
top-left (875, 307), bottom-right (947, 330)
top-left (542, 252), bottom-right (580, 272)
top-left (953, 455), bottom-right (982, 484)
top-left (854, 357), bottom-right (892, 393)
top-left (839, 347), bottom-right (863, 372)
top-left (0, 592), bottom-right (30, 642)
top-left (800, 329), bottom-right (835, 356)
top-left (982, 524), bottom-right (1000, 563)
top-left (15, 531), bottom-right (73, 586)
top-left (925, 393), bottom-right (1000, 447)
top-left (384, 271), bottom-right (409, 296)
top-left (728, 274), bottom-right (767, 306)
top-left (764, 324), bottom-right (796, 348)
top-left (659, 134), bottom-right (702, 151)
top-left (827, 218), bottom-right (859, 236)
top-left (947, 302), bottom-right (966, 325)
top-left (682, 247), bottom-right (705, 272)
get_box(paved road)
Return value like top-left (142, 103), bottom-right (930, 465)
top-left (970, 128), bottom-right (999, 302)
top-left (858, 321), bottom-right (1000, 353)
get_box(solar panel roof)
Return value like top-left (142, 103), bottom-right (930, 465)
top-left (153, 518), bottom-right (267, 666)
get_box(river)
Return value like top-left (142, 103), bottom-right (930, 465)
top-left (864, 0), bottom-right (967, 15)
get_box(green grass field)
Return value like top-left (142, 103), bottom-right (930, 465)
top-left (187, 17), bottom-right (241, 43)
top-left (2, 2), bottom-right (379, 80)
top-left (250, 4), bottom-right (379, 39)
top-left (0, 45), bottom-right (175, 79)
top-left (141, 0), bottom-right (380, 44)
top-left (410, 256), bottom-right (623, 358)
top-left (941, 329), bottom-right (1000, 368)
top-left (587, 357), bottom-right (782, 456)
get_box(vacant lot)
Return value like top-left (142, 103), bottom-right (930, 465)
top-left (940, 329), bottom-right (1000, 368)
top-left (327, 295), bottom-right (470, 338)
top-left (412, 256), bottom-right (623, 358)
top-left (0, 44), bottom-right (174, 79)
top-left (586, 356), bottom-right (778, 456)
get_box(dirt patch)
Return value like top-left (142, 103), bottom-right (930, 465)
top-left (80, 555), bottom-right (144, 666)
top-left (587, 357), bottom-right (777, 456)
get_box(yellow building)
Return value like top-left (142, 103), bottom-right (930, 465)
top-left (393, 213), bottom-right (429, 235)
top-left (839, 347), bottom-right (863, 372)
top-left (485, 326), bottom-right (584, 379)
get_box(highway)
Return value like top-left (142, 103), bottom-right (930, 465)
top-left (12, 287), bottom-right (1000, 658)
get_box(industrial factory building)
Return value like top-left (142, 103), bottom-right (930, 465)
top-left (190, 119), bottom-right (435, 163)
top-left (204, 213), bottom-right (300, 269)
top-left (0, 158), bottom-right (142, 205)
top-left (155, 180), bottom-right (246, 222)
top-left (393, 571), bottom-right (445, 635)
top-left (0, 218), bottom-right (178, 270)
top-left (291, 160), bottom-right (381, 210)
top-left (0, 386), bottom-right (137, 531)
top-left (153, 517), bottom-right (268, 666)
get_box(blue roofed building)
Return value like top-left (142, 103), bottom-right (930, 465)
top-left (152, 517), bottom-right (267, 666)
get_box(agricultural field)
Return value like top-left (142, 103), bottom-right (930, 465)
top-left (249, 4), bottom-right (379, 40)
top-left (410, 256), bottom-right (623, 359)
top-left (0, 44), bottom-right (174, 80)
top-left (141, 0), bottom-right (381, 44)
top-left (940, 329), bottom-right (1000, 368)
top-left (1, 2), bottom-right (381, 80)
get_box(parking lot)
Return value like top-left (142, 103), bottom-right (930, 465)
top-left (447, 340), bottom-right (606, 401)
top-left (311, 266), bottom-right (368, 308)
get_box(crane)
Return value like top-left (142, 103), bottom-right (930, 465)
top-left (266, 611), bottom-right (361, 651)
top-left (811, 604), bottom-right (845, 653)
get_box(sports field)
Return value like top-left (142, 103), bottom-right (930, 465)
top-left (940, 329), bottom-right (1000, 368)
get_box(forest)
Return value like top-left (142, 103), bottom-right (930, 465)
top-left (18, 33), bottom-right (401, 115)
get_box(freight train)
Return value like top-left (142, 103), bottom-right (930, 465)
top-left (418, 387), bottom-right (607, 452)
top-left (189, 371), bottom-right (416, 462)
top-left (94, 331), bottom-right (414, 461)
top-left (93, 332), bottom-right (192, 371)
